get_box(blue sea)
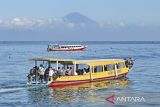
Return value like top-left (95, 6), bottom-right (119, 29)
top-left (0, 41), bottom-right (160, 107)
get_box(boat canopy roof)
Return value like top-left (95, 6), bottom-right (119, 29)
top-left (30, 58), bottom-right (125, 66)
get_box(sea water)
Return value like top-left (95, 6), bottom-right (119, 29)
top-left (0, 41), bottom-right (160, 107)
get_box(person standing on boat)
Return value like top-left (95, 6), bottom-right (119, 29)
top-left (27, 67), bottom-right (35, 83)
top-left (49, 67), bottom-right (54, 81)
top-left (44, 67), bottom-right (49, 82)
top-left (33, 66), bottom-right (39, 82)
top-left (38, 64), bottom-right (45, 83)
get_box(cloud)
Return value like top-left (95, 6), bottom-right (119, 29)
top-left (66, 22), bottom-right (75, 28)
top-left (34, 19), bottom-right (46, 27)
top-left (11, 17), bottom-right (33, 27)
top-left (0, 17), bottom-right (76, 29)
top-left (99, 21), bottom-right (115, 28)
top-left (0, 16), bottom-right (147, 30)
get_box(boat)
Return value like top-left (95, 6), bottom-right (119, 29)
top-left (47, 44), bottom-right (87, 51)
top-left (27, 58), bottom-right (134, 87)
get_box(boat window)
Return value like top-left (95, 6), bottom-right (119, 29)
top-left (54, 45), bottom-right (59, 48)
top-left (76, 64), bottom-right (90, 75)
top-left (94, 66), bottom-right (103, 73)
top-left (117, 62), bottom-right (125, 69)
top-left (104, 64), bottom-right (115, 71)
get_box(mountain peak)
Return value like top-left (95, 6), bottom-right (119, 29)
top-left (63, 12), bottom-right (98, 26)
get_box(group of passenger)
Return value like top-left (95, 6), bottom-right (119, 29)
top-left (76, 68), bottom-right (90, 75)
top-left (27, 64), bottom-right (78, 83)
top-left (124, 57), bottom-right (134, 69)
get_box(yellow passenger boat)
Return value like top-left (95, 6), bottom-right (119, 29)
top-left (27, 58), bottom-right (134, 87)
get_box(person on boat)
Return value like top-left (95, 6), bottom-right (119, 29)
top-left (52, 67), bottom-right (57, 79)
top-left (30, 66), bottom-right (39, 82)
top-left (70, 67), bottom-right (78, 76)
top-left (69, 67), bottom-right (73, 76)
top-left (38, 64), bottom-right (45, 83)
top-left (124, 57), bottom-right (134, 69)
top-left (57, 67), bottom-right (63, 77)
top-left (82, 68), bottom-right (87, 75)
top-left (128, 57), bottom-right (134, 69)
top-left (86, 67), bottom-right (90, 73)
top-left (61, 67), bottom-right (65, 76)
top-left (44, 67), bottom-right (49, 82)
top-left (76, 69), bottom-right (81, 75)
top-left (129, 57), bottom-right (134, 64)
top-left (49, 67), bottom-right (54, 81)
top-left (27, 67), bottom-right (35, 83)
top-left (124, 58), bottom-right (130, 67)
top-left (67, 66), bottom-right (71, 76)
top-left (65, 66), bottom-right (70, 76)
top-left (74, 71), bottom-right (78, 76)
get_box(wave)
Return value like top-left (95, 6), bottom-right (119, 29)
top-left (0, 87), bottom-right (25, 93)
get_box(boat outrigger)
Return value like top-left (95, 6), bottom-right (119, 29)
top-left (27, 58), bottom-right (134, 87)
top-left (47, 44), bottom-right (87, 51)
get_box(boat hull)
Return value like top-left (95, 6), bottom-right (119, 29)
top-left (48, 73), bottom-right (127, 87)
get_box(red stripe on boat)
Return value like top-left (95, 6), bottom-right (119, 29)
top-left (48, 73), bottom-right (127, 87)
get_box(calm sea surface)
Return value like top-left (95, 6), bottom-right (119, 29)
top-left (0, 41), bottom-right (160, 107)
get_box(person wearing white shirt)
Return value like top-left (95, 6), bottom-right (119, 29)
top-left (38, 64), bottom-right (45, 83)
top-left (49, 67), bottom-right (53, 81)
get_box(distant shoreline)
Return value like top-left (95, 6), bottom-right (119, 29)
top-left (0, 41), bottom-right (160, 44)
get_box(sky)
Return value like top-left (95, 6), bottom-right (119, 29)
top-left (0, 0), bottom-right (160, 41)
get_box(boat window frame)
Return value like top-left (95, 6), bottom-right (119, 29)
top-left (117, 62), bottom-right (126, 69)
top-left (76, 64), bottom-right (90, 75)
top-left (104, 64), bottom-right (115, 71)
top-left (93, 65), bottom-right (103, 73)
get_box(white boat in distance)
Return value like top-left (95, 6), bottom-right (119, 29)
top-left (47, 44), bottom-right (87, 51)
